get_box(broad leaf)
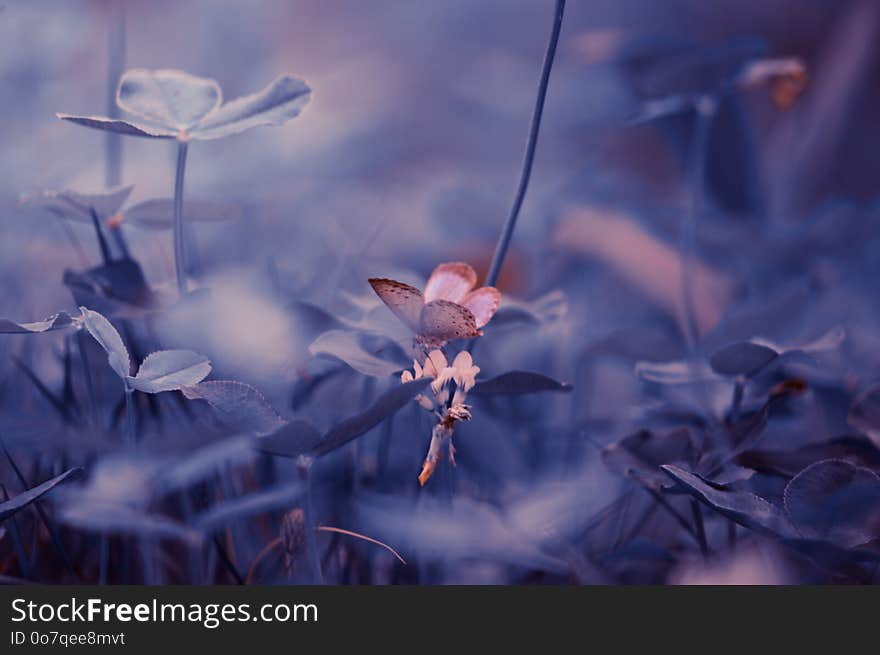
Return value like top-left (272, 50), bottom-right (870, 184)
top-left (783, 459), bottom-right (880, 547)
top-left (192, 75), bottom-right (311, 140)
top-left (471, 371), bottom-right (572, 395)
top-left (0, 468), bottom-right (82, 522)
top-left (0, 312), bottom-right (77, 334)
top-left (56, 114), bottom-right (177, 138)
top-left (79, 307), bottom-right (130, 380)
top-left (309, 329), bottom-right (403, 378)
top-left (314, 378), bottom-right (432, 456)
top-left (182, 380), bottom-right (284, 435)
top-left (257, 420), bottom-right (323, 458)
top-left (117, 68), bottom-right (222, 129)
top-left (129, 350), bottom-right (211, 393)
top-left (709, 342), bottom-right (778, 377)
top-left (662, 465), bottom-right (797, 537)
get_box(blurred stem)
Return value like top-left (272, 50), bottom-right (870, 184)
top-left (679, 95), bottom-right (717, 351)
top-left (730, 377), bottom-right (745, 421)
top-left (484, 0), bottom-right (565, 288)
top-left (298, 457), bottom-right (324, 584)
top-left (690, 499), bottom-right (710, 559)
top-left (124, 388), bottom-right (135, 442)
top-left (105, 0), bottom-right (125, 188)
top-left (173, 140), bottom-right (190, 295)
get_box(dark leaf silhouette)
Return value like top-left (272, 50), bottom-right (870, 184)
top-left (0, 468), bottom-right (82, 522)
top-left (472, 371), bottom-right (572, 395)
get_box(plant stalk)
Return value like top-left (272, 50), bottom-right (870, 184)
top-left (173, 139), bottom-right (190, 294)
top-left (484, 0), bottom-right (565, 288)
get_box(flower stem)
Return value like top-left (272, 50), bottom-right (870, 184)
top-left (173, 139), bottom-right (190, 295)
top-left (484, 0), bottom-right (565, 288)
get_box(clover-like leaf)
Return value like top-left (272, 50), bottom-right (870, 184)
top-left (0, 467), bottom-right (82, 522)
top-left (122, 198), bottom-right (243, 230)
top-left (128, 350), bottom-right (211, 394)
top-left (79, 307), bottom-right (130, 380)
top-left (117, 69), bottom-right (222, 130)
top-left (59, 69), bottom-right (310, 142)
top-left (783, 459), bottom-right (880, 548)
top-left (0, 312), bottom-right (78, 334)
top-left (190, 75), bottom-right (311, 140)
top-left (182, 380), bottom-right (284, 435)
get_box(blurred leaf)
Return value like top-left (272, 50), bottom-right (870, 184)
top-left (117, 69), bottom-right (221, 129)
top-left (123, 198), bottom-right (243, 230)
top-left (20, 186), bottom-right (133, 222)
top-left (603, 428), bottom-right (694, 489)
top-left (848, 385), bottom-right (880, 442)
top-left (662, 465), bottom-right (796, 537)
top-left (65, 258), bottom-right (155, 310)
top-left (182, 380), bottom-right (284, 435)
top-left (59, 503), bottom-right (201, 545)
top-left (471, 371), bottom-right (572, 395)
top-left (56, 114), bottom-right (177, 138)
top-left (0, 312), bottom-right (77, 334)
top-left (315, 378), bottom-right (432, 457)
top-left (128, 350), bottom-right (211, 393)
top-left (0, 468), bottom-right (82, 522)
top-left (635, 360), bottom-right (720, 385)
top-left (737, 436), bottom-right (880, 478)
top-left (257, 420), bottom-right (323, 458)
top-left (309, 329), bottom-right (403, 378)
top-left (158, 437), bottom-right (257, 493)
top-left (79, 307), bottom-right (130, 380)
top-left (191, 75), bottom-right (311, 140)
top-left (783, 459), bottom-right (880, 548)
top-left (194, 483), bottom-right (303, 532)
top-left (709, 342), bottom-right (778, 377)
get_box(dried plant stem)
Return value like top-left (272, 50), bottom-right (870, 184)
top-left (173, 140), bottom-right (190, 295)
top-left (246, 537), bottom-right (283, 584)
top-left (484, 0), bottom-right (565, 288)
top-left (317, 526), bottom-right (407, 565)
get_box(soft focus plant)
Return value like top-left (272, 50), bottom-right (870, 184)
top-left (59, 69), bottom-right (311, 294)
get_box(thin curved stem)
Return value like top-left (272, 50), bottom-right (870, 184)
top-left (484, 0), bottom-right (565, 289)
top-left (173, 140), bottom-right (190, 294)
